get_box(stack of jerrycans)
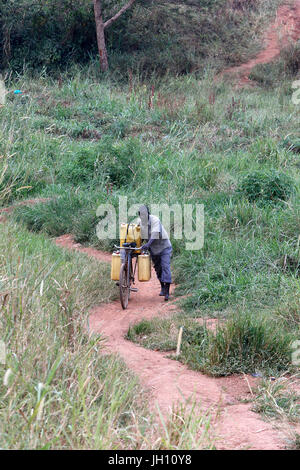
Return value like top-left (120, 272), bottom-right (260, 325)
top-left (111, 223), bottom-right (151, 282)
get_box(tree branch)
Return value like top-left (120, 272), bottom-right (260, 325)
top-left (103, 0), bottom-right (136, 29)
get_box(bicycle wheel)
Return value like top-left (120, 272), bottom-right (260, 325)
top-left (119, 263), bottom-right (130, 309)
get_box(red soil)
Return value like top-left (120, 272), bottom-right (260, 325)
top-left (222, 1), bottom-right (300, 86)
top-left (55, 234), bottom-right (294, 450)
top-left (4, 3), bottom-right (300, 446)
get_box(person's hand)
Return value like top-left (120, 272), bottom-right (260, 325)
top-left (141, 244), bottom-right (149, 251)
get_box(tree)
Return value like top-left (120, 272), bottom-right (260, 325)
top-left (93, 0), bottom-right (136, 72)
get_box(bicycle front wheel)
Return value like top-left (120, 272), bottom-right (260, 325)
top-left (119, 263), bottom-right (129, 309)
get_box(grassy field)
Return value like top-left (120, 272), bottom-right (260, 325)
top-left (1, 62), bottom-right (300, 377)
top-left (1, 0), bottom-right (300, 450)
top-left (0, 221), bottom-right (214, 449)
top-left (1, 1), bottom-right (300, 443)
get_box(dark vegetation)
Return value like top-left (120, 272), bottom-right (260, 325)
top-left (1, 0), bottom-right (300, 381)
top-left (1, 0), bottom-right (282, 76)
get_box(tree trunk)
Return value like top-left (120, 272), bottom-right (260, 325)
top-left (93, 0), bottom-right (109, 72)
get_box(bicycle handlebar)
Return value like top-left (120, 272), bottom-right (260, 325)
top-left (114, 245), bottom-right (142, 251)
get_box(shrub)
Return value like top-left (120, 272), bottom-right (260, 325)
top-left (57, 137), bottom-right (142, 188)
top-left (101, 138), bottom-right (142, 187)
top-left (13, 192), bottom-right (85, 236)
top-left (58, 146), bottom-right (102, 185)
top-left (237, 170), bottom-right (295, 204)
top-left (181, 313), bottom-right (295, 376)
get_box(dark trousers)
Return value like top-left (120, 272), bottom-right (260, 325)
top-left (150, 246), bottom-right (172, 284)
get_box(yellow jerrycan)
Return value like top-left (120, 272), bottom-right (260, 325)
top-left (138, 253), bottom-right (151, 282)
top-left (120, 223), bottom-right (142, 253)
top-left (111, 252), bottom-right (121, 281)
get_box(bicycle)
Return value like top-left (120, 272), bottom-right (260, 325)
top-left (114, 242), bottom-right (140, 310)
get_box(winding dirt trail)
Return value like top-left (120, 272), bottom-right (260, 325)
top-left (55, 234), bottom-right (291, 450)
top-left (3, 3), bottom-right (300, 447)
top-left (222, 0), bottom-right (300, 86)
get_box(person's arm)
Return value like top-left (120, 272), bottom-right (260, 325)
top-left (141, 230), bottom-right (160, 250)
top-left (141, 238), bottom-right (154, 250)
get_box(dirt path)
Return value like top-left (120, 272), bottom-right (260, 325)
top-left (55, 234), bottom-right (291, 450)
top-left (222, 1), bottom-right (300, 86)
top-left (4, 4), bottom-right (300, 444)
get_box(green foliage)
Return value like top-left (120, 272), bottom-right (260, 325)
top-left (0, 222), bottom-right (151, 449)
top-left (181, 313), bottom-right (294, 376)
top-left (127, 320), bottom-right (155, 339)
top-left (249, 40), bottom-right (300, 86)
top-left (0, 222), bottom-right (214, 449)
top-left (57, 137), bottom-right (142, 187)
top-left (3, 69), bottom-right (300, 378)
top-left (237, 170), bottom-right (295, 204)
top-left (13, 192), bottom-right (87, 236)
top-left (0, 0), bottom-right (96, 70)
top-left (0, 0), bottom-right (281, 76)
top-left (252, 378), bottom-right (300, 422)
top-left (128, 312), bottom-right (296, 377)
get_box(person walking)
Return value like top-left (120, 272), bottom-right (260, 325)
top-left (138, 205), bottom-right (172, 301)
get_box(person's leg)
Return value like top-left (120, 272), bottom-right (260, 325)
top-left (160, 247), bottom-right (172, 301)
top-left (151, 254), bottom-right (164, 295)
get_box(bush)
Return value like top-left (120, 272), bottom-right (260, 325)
top-left (237, 170), bottom-right (295, 204)
top-left (13, 192), bottom-right (86, 236)
top-left (58, 146), bottom-right (102, 185)
top-left (56, 137), bottom-right (142, 188)
top-left (1, 0), bottom-right (280, 76)
top-left (181, 313), bottom-right (295, 376)
top-left (0, 0), bottom-right (96, 71)
top-left (102, 138), bottom-right (141, 187)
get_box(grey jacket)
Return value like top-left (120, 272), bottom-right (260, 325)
top-left (138, 214), bottom-right (172, 255)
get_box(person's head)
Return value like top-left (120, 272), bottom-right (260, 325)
top-left (138, 205), bottom-right (150, 237)
top-left (138, 204), bottom-right (150, 221)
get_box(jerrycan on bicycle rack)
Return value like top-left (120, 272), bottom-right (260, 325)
top-left (111, 252), bottom-right (121, 281)
top-left (138, 253), bottom-right (151, 282)
top-left (120, 223), bottom-right (142, 253)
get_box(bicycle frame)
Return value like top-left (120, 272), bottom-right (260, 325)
top-left (124, 248), bottom-right (138, 287)
top-left (115, 245), bottom-right (139, 309)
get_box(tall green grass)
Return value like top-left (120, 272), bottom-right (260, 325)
top-left (0, 221), bottom-right (214, 449)
top-left (3, 70), bottom-right (299, 315)
top-left (1, 66), bottom-right (300, 376)
top-left (128, 311), bottom-right (297, 377)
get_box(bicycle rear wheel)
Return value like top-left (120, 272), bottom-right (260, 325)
top-left (119, 263), bottom-right (130, 309)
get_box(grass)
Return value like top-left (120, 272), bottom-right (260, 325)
top-left (1, 7), bottom-right (300, 372)
top-left (127, 311), bottom-right (297, 377)
top-left (1, 67), bottom-right (300, 378)
top-left (1, 1), bottom-right (298, 449)
top-left (0, 221), bottom-right (214, 449)
top-left (252, 375), bottom-right (300, 423)
top-left (2, 0), bottom-right (283, 76)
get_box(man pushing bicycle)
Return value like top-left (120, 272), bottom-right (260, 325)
top-left (138, 205), bottom-right (172, 301)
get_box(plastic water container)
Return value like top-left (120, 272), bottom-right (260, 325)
top-left (138, 254), bottom-right (151, 282)
top-left (120, 223), bottom-right (142, 253)
top-left (111, 252), bottom-right (121, 281)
